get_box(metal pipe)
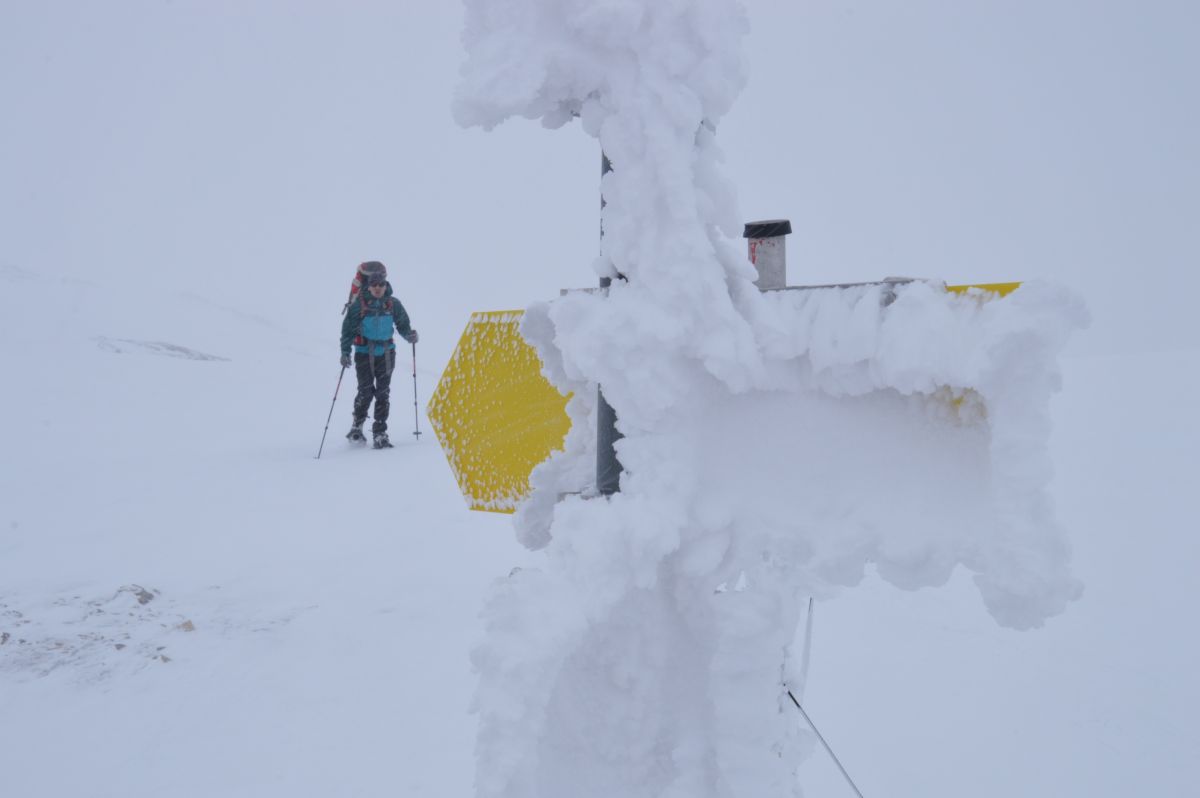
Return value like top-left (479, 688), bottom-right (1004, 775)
top-left (743, 219), bottom-right (792, 290)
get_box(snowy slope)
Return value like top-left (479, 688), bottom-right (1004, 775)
top-left (0, 263), bottom-right (532, 797)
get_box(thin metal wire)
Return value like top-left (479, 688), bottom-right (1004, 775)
top-left (787, 690), bottom-right (866, 798)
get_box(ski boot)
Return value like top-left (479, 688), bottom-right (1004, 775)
top-left (346, 418), bottom-right (366, 442)
top-left (372, 431), bottom-right (393, 449)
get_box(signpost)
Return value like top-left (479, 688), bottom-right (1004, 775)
top-left (427, 281), bottom-right (1019, 514)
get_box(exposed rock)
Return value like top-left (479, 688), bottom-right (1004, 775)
top-left (123, 585), bottom-right (158, 606)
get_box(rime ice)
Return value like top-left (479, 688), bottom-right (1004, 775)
top-left (456, 2), bottom-right (1087, 796)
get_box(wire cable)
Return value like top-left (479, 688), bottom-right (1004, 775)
top-left (787, 690), bottom-right (865, 798)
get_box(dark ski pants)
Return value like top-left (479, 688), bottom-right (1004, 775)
top-left (352, 350), bottom-right (395, 433)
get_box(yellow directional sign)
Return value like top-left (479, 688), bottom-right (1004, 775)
top-left (427, 310), bottom-right (571, 514)
top-left (941, 282), bottom-right (1023, 423)
top-left (429, 283), bottom-right (1019, 513)
top-left (946, 281), bottom-right (1021, 297)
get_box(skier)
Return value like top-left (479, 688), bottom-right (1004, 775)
top-left (339, 261), bottom-right (418, 449)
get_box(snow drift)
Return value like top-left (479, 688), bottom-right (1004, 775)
top-left (456, 1), bottom-right (1087, 796)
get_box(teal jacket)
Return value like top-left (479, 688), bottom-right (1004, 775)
top-left (341, 284), bottom-right (413, 356)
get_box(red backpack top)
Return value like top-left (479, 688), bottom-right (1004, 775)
top-left (343, 261), bottom-right (387, 314)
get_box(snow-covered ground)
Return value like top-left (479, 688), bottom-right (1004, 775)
top-left (3, 2), bottom-right (1197, 796)
top-left (0, 264), bottom-right (530, 796)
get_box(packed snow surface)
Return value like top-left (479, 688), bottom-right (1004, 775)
top-left (457, 1), bottom-right (1087, 796)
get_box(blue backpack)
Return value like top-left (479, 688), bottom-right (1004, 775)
top-left (354, 294), bottom-right (395, 356)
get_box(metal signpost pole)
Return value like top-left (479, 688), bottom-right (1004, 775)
top-left (597, 150), bottom-right (623, 496)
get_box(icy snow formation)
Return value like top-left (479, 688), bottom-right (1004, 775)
top-left (456, 1), bottom-right (1086, 797)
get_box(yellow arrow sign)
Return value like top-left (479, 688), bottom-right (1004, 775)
top-left (426, 310), bottom-right (571, 514)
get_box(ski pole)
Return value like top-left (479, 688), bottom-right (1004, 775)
top-left (315, 365), bottom-right (347, 459)
top-left (411, 341), bottom-right (422, 439)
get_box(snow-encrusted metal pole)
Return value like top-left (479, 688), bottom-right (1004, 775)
top-left (597, 150), bottom-right (623, 495)
top-left (744, 218), bottom-right (792, 290)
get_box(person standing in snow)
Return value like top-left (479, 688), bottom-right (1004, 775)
top-left (339, 261), bottom-right (418, 449)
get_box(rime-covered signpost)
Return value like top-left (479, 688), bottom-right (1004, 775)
top-left (444, 2), bottom-right (1086, 797)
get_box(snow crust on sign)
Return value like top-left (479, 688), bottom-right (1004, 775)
top-left (456, 2), bottom-right (1087, 797)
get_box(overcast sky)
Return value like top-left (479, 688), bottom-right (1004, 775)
top-left (3, 1), bottom-right (1196, 360)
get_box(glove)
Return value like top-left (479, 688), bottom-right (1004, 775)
top-left (404, 330), bottom-right (419, 344)
top-left (340, 353), bottom-right (351, 368)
